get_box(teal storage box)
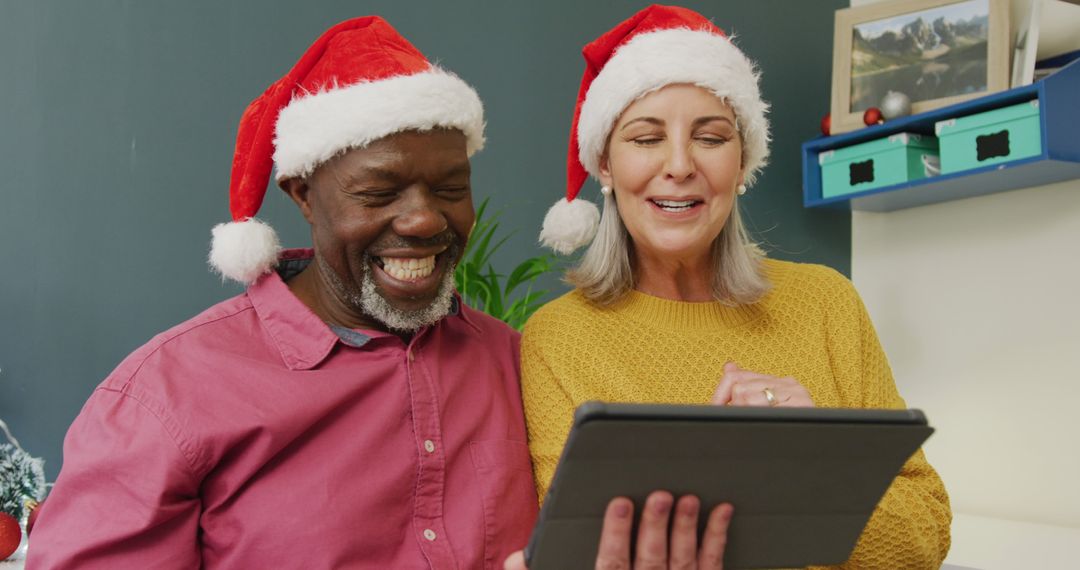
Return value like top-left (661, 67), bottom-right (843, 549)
top-left (935, 100), bottom-right (1042, 175)
top-left (818, 133), bottom-right (939, 199)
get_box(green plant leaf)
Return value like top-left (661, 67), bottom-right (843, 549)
top-left (483, 264), bottom-right (505, 317)
top-left (468, 224), bottom-right (495, 264)
top-left (502, 288), bottom-right (549, 331)
top-left (453, 197), bottom-right (559, 330)
top-left (474, 197), bottom-right (490, 227)
top-left (505, 256), bottom-right (551, 297)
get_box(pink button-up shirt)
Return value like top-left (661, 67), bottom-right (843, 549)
top-left (28, 249), bottom-right (538, 569)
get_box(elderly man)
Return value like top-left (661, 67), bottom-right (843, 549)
top-left (27, 17), bottom-right (537, 569)
top-left (28, 15), bottom-right (730, 570)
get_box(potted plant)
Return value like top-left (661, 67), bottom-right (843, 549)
top-left (454, 198), bottom-right (556, 331)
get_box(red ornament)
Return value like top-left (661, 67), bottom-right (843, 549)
top-left (820, 113), bottom-right (832, 136)
top-left (863, 107), bottom-right (884, 126)
top-left (26, 499), bottom-right (43, 537)
top-left (0, 512), bottom-right (21, 561)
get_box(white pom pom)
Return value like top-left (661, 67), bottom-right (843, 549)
top-left (539, 197), bottom-right (600, 255)
top-left (208, 218), bottom-right (282, 284)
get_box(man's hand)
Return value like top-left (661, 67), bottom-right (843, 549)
top-left (504, 491), bottom-right (733, 570)
top-left (711, 362), bottom-right (814, 408)
top-left (597, 491), bottom-right (732, 570)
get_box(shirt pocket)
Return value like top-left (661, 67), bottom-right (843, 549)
top-left (470, 439), bottom-right (539, 570)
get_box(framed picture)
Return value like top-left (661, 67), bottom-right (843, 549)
top-left (830, 0), bottom-right (1011, 135)
top-left (1011, 0), bottom-right (1043, 87)
top-left (1012, 0), bottom-right (1080, 87)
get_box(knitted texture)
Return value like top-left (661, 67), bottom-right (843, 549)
top-left (521, 258), bottom-right (951, 569)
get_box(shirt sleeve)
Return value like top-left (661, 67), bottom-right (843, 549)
top-left (815, 276), bottom-right (952, 569)
top-left (520, 315), bottom-right (577, 504)
top-left (26, 386), bottom-right (202, 569)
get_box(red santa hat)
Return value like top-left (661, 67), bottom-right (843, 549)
top-left (540, 4), bottom-right (771, 255)
top-left (209, 16), bottom-right (485, 283)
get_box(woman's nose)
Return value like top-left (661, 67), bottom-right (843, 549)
top-left (663, 142), bottom-right (696, 182)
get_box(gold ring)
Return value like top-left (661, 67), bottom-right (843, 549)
top-left (762, 387), bottom-right (778, 406)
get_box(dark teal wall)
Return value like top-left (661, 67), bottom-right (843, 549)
top-left (0, 0), bottom-right (848, 479)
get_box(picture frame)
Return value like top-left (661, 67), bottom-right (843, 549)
top-left (1011, 0), bottom-right (1080, 87)
top-left (830, 0), bottom-right (1011, 135)
top-left (1011, 0), bottom-right (1043, 87)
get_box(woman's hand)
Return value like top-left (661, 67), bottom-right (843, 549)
top-left (711, 362), bottom-right (815, 408)
top-left (503, 491), bottom-right (733, 570)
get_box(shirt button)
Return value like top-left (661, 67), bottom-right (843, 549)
top-left (423, 529), bottom-right (436, 541)
top-left (407, 350), bottom-right (415, 362)
top-left (424, 440), bottom-right (436, 453)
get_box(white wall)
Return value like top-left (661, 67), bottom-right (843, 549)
top-left (854, 181), bottom-right (1080, 569)
top-left (846, 2), bottom-right (1080, 567)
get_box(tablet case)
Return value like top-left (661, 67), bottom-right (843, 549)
top-left (524, 402), bottom-right (933, 569)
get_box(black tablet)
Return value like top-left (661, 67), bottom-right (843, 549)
top-left (524, 402), bottom-right (933, 570)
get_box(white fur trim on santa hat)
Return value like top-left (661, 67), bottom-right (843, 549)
top-left (209, 218), bottom-right (282, 284)
top-left (273, 67), bottom-right (485, 180)
top-left (540, 197), bottom-right (600, 255)
top-left (578, 28), bottom-right (770, 186)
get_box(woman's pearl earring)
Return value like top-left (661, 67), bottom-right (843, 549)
top-left (601, 185), bottom-right (612, 196)
top-left (736, 184), bottom-right (747, 196)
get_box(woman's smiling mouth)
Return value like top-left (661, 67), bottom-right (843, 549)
top-left (650, 198), bottom-right (700, 213)
top-left (648, 198), bottom-right (704, 215)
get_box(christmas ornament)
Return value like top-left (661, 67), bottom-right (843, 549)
top-left (863, 107), bottom-right (884, 126)
top-left (1, 419), bottom-right (47, 523)
top-left (0, 512), bottom-right (19, 561)
top-left (25, 499), bottom-right (41, 536)
top-left (820, 113), bottom-right (832, 136)
top-left (0, 443), bottom-right (45, 521)
top-left (880, 91), bottom-right (912, 120)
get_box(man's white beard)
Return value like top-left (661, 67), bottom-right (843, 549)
top-left (318, 253), bottom-right (456, 333)
top-left (359, 260), bottom-right (456, 332)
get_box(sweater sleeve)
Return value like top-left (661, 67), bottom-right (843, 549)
top-left (520, 312), bottom-right (577, 504)
top-left (816, 274), bottom-right (952, 569)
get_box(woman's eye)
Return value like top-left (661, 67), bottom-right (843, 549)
top-left (632, 137), bottom-right (663, 146)
top-left (695, 136), bottom-right (727, 146)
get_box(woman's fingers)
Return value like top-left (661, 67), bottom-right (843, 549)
top-left (715, 363), bottom-right (814, 408)
top-left (730, 376), bottom-right (813, 407)
top-left (730, 378), bottom-right (777, 406)
top-left (698, 503), bottom-right (734, 570)
top-left (710, 362), bottom-right (743, 404)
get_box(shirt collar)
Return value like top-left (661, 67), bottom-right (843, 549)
top-left (247, 248), bottom-right (471, 370)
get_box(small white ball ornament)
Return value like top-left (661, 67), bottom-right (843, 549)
top-left (880, 91), bottom-right (912, 120)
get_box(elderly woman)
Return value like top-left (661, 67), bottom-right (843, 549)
top-left (522, 5), bottom-right (951, 568)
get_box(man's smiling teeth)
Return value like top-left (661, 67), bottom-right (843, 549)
top-left (652, 199), bottom-right (697, 212)
top-left (380, 256), bottom-right (436, 281)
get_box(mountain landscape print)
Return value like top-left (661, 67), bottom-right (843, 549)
top-left (850, 0), bottom-right (989, 112)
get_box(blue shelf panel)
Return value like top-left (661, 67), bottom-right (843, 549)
top-left (802, 59), bottom-right (1080, 212)
top-left (849, 159), bottom-right (1080, 212)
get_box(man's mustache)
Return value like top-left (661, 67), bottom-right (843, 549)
top-left (369, 231), bottom-right (459, 252)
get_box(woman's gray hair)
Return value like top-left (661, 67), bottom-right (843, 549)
top-left (565, 191), bottom-right (770, 306)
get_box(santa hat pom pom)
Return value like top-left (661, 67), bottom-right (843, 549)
top-left (209, 218), bottom-right (282, 284)
top-left (539, 197), bottom-right (600, 255)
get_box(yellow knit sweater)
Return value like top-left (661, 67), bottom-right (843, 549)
top-left (521, 259), bottom-right (951, 569)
